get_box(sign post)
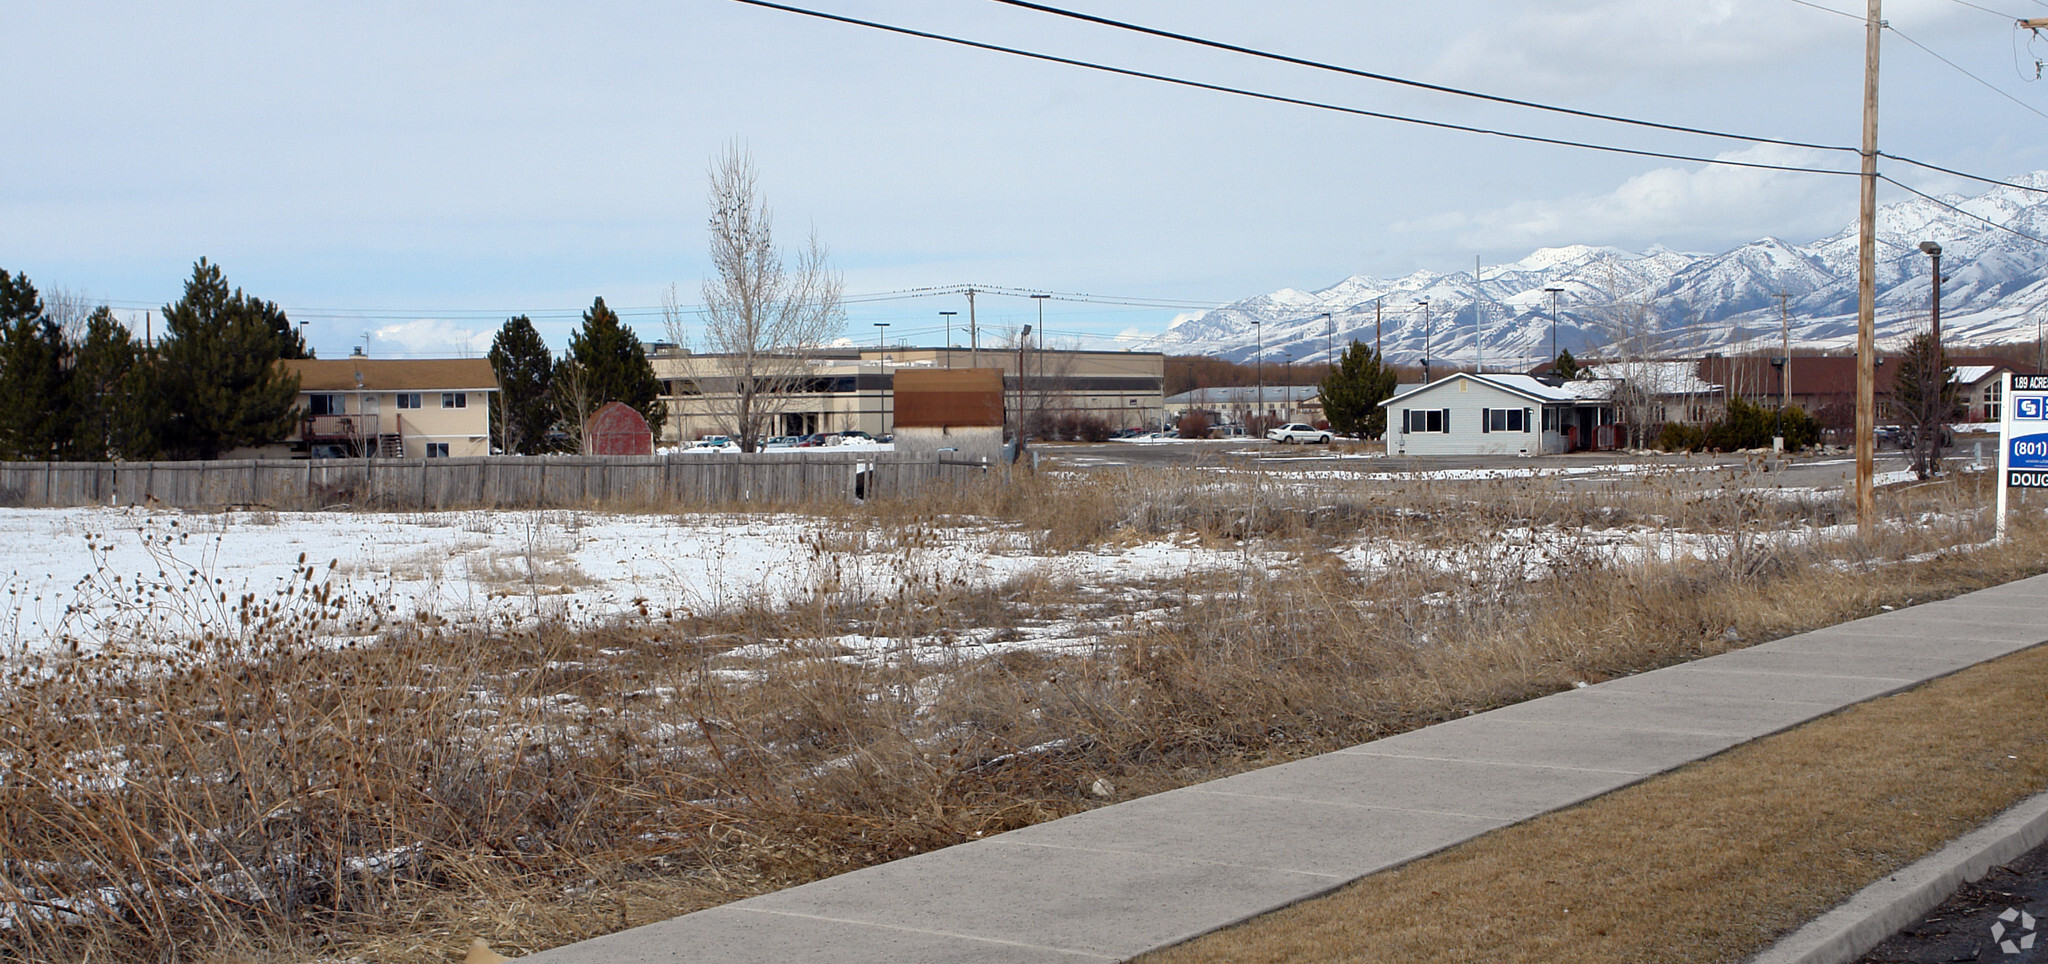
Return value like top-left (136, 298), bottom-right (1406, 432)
top-left (2000, 373), bottom-right (2048, 540)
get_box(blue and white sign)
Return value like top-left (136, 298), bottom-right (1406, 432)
top-left (2009, 375), bottom-right (2048, 476)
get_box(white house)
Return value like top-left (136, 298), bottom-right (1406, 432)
top-left (1380, 373), bottom-right (1611, 456)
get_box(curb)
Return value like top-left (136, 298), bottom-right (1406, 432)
top-left (1749, 788), bottom-right (2048, 964)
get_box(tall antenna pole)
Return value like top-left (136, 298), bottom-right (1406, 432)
top-left (1544, 287), bottom-right (1563, 365)
top-left (1778, 291), bottom-right (1792, 414)
top-left (1854, 0), bottom-right (1883, 533)
top-left (967, 288), bottom-right (979, 368)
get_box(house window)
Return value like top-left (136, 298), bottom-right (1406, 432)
top-left (306, 394), bottom-right (344, 416)
top-left (1482, 408), bottom-right (1531, 433)
top-left (1542, 408), bottom-right (1558, 432)
top-left (442, 392), bottom-right (467, 409)
top-left (395, 393), bottom-right (422, 409)
top-left (426, 442), bottom-right (450, 458)
top-left (1403, 408), bottom-right (1449, 433)
top-left (1985, 378), bottom-right (2002, 421)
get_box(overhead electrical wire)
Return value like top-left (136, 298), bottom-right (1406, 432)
top-left (1887, 24), bottom-right (2048, 120)
top-left (1878, 173), bottom-right (2048, 244)
top-left (982, 0), bottom-right (1850, 154)
top-left (722, 0), bottom-right (1861, 178)
top-left (733, 0), bottom-right (2048, 198)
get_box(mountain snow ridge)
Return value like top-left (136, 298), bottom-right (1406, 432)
top-left (1148, 175), bottom-right (2048, 367)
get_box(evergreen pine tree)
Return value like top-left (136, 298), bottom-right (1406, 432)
top-left (155, 259), bottom-right (303, 460)
top-left (1553, 349), bottom-right (1582, 381)
top-left (65, 306), bottom-right (154, 460)
top-left (1316, 340), bottom-right (1399, 439)
top-left (566, 297), bottom-right (667, 437)
top-left (0, 270), bottom-right (74, 460)
top-left (487, 315), bottom-right (557, 455)
top-left (1890, 332), bottom-right (1960, 478)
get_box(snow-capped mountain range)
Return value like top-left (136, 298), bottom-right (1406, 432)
top-left (1147, 173), bottom-right (2048, 368)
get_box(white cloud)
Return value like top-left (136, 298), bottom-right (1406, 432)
top-left (1396, 145), bottom-right (1854, 252)
top-left (367, 319), bottom-right (492, 359)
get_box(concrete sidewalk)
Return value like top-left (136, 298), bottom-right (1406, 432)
top-left (526, 574), bottom-right (2048, 964)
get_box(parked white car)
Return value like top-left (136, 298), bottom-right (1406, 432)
top-left (1266, 423), bottom-right (1333, 444)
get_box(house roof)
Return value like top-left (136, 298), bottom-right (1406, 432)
top-left (1379, 372), bottom-right (1582, 408)
top-left (1583, 360), bottom-right (1721, 396)
top-left (286, 358), bottom-right (497, 392)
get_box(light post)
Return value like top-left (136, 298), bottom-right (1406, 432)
top-left (1919, 240), bottom-right (1945, 477)
top-left (1253, 319), bottom-right (1264, 427)
top-left (1416, 299), bottom-right (1431, 382)
top-left (1018, 323), bottom-right (1032, 446)
top-left (1322, 312), bottom-right (1333, 374)
top-left (874, 322), bottom-right (889, 349)
top-left (1544, 286), bottom-right (1564, 366)
top-left (940, 311), bottom-right (957, 367)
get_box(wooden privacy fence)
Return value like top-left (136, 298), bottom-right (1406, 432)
top-left (0, 453), bottom-right (999, 511)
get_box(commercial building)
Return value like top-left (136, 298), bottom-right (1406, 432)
top-left (649, 346), bottom-right (1165, 444)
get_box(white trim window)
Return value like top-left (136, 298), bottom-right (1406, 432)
top-left (1985, 378), bottom-right (2002, 421)
top-left (441, 392), bottom-right (467, 409)
top-left (426, 442), bottom-right (450, 458)
top-left (306, 393), bottom-right (345, 416)
top-left (1402, 408), bottom-right (1450, 433)
top-left (396, 393), bottom-right (422, 409)
top-left (1481, 407), bottom-right (1532, 433)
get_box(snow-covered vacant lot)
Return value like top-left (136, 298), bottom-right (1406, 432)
top-left (0, 506), bottom-right (1249, 652)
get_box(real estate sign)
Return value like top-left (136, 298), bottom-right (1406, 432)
top-left (1996, 373), bottom-right (2048, 537)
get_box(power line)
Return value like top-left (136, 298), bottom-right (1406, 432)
top-left (723, 0), bottom-right (1863, 178)
top-left (986, 0), bottom-right (1851, 154)
top-left (734, 0), bottom-right (2048, 199)
top-left (1941, 0), bottom-right (2031, 19)
top-left (1888, 23), bottom-right (2048, 121)
top-left (1781, 0), bottom-right (1868, 21)
top-left (1879, 173), bottom-right (2048, 244)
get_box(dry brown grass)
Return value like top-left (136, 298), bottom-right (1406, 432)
top-left (0, 467), bottom-right (2039, 962)
top-left (1143, 642), bottom-right (2048, 964)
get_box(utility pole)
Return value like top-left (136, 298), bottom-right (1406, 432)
top-left (1031, 294), bottom-right (1049, 429)
top-left (1374, 299), bottom-right (1382, 357)
top-left (967, 288), bottom-right (979, 368)
top-left (1544, 287), bottom-right (1564, 366)
top-left (1778, 291), bottom-right (1792, 414)
top-left (1854, 0), bottom-right (1883, 534)
top-left (941, 311), bottom-right (957, 368)
top-left (1475, 256), bottom-right (1485, 374)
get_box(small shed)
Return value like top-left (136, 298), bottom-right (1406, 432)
top-left (587, 401), bottom-right (653, 456)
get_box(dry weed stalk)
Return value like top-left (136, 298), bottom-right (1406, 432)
top-left (0, 466), bottom-right (2036, 962)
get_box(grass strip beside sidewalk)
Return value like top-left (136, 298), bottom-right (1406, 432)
top-left (1144, 642), bottom-right (2048, 964)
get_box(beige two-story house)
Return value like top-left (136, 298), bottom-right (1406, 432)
top-left (248, 356), bottom-right (498, 459)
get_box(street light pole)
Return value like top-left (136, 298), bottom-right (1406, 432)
top-left (1254, 319), bottom-right (1263, 426)
top-left (1544, 286), bottom-right (1564, 365)
top-left (1417, 299), bottom-right (1431, 382)
top-left (1920, 240), bottom-right (1945, 478)
top-left (874, 322), bottom-right (889, 349)
top-left (1322, 312), bottom-right (1333, 374)
top-left (1018, 323), bottom-right (1032, 447)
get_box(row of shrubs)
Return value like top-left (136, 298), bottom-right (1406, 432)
top-left (1656, 398), bottom-right (1823, 452)
top-left (1027, 411), bottom-right (1120, 443)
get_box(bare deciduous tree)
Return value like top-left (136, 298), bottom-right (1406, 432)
top-left (683, 144), bottom-right (844, 452)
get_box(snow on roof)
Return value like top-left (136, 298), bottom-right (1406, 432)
top-left (1583, 360), bottom-right (1721, 396)
top-left (1379, 372), bottom-right (1585, 407)
top-left (1950, 365), bottom-right (1996, 385)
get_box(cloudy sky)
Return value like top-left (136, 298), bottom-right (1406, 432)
top-left (6, 0), bottom-right (2046, 356)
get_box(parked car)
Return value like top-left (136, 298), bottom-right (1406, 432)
top-left (1267, 423), bottom-right (1333, 444)
top-left (693, 435), bottom-right (733, 449)
top-left (762, 436), bottom-right (799, 449)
